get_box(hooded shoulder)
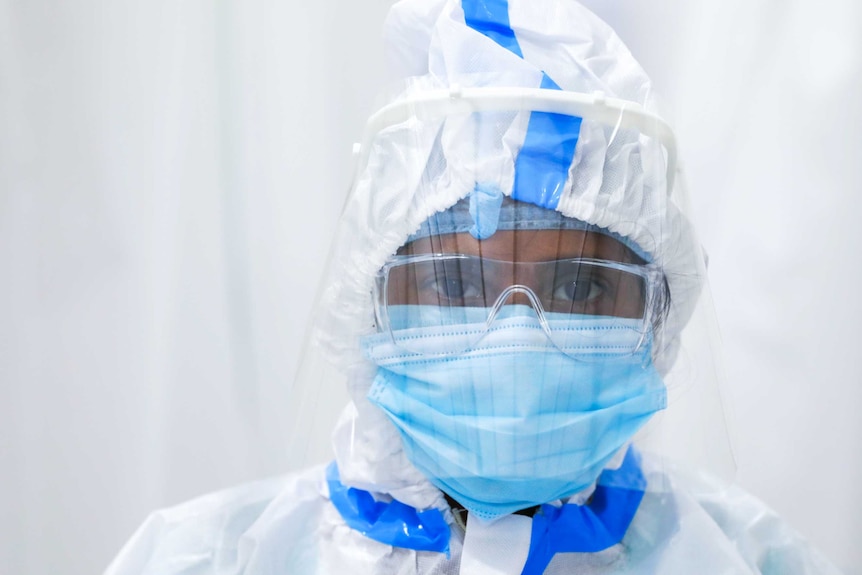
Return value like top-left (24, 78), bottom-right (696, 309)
top-left (691, 480), bottom-right (843, 575)
top-left (105, 465), bottom-right (328, 575)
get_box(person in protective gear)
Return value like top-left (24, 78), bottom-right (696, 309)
top-left (106, 1), bottom-right (845, 574)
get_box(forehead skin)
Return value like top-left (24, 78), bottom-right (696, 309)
top-left (399, 229), bottom-right (643, 264)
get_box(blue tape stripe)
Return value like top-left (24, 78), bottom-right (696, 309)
top-left (326, 462), bottom-right (451, 556)
top-left (461, 2), bottom-right (582, 211)
top-left (462, 0), bottom-right (523, 58)
top-left (512, 74), bottom-right (582, 210)
top-left (327, 446), bottom-right (643, 571)
top-left (520, 447), bottom-right (646, 575)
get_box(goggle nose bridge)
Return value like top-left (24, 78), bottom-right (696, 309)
top-left (486, 285), bottom-right (554, 338)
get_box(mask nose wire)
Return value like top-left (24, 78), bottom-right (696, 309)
top-left (485, 285), bottom-right (556, 341)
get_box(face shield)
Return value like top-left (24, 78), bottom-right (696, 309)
top-left (285, 0), bottom-right (736, 526)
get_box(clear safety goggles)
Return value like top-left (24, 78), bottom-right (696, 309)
top-left (373, 253), bottom-right (667, 359)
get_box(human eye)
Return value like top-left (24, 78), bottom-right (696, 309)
top-left (417, 259), bottom-right (484, 304)
top-left (551, 264), bottom-right (612, 307)
top-left (554, 275), bottom-right (605, 303)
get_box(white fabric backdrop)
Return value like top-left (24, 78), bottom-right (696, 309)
top-left (1, 1), bottom-right (859, 574)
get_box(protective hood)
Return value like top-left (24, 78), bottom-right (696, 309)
top-left (294, 0), bottom-right (729, 514)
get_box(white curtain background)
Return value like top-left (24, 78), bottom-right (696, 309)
top-left (1, 1), bottom-right (859, 574)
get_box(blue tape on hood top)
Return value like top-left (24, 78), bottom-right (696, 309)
top-left (462, 0), bottom-right (524, 58)
top-left (461, 0), bottom-right (582, 211)
top-left (513, 75), bottom-right (583, 210)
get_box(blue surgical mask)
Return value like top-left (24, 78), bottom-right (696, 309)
top-left (361, 306), bottom-right (666, 521)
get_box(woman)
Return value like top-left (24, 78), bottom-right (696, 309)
top-left (107, 1), bottom-right (843, 573)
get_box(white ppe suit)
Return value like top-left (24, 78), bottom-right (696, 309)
top-left (106, 1), bottom-right (845, 573)
top-left (105, 442), bottom-right (841, 574)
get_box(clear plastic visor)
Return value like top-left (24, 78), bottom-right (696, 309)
top-left (284, 84), bottom-right (736, 501)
